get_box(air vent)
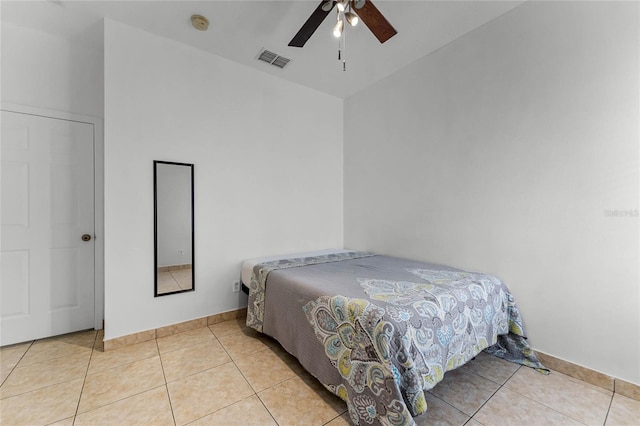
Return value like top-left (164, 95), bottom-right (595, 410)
top-left (257, 49), bottom-right (291, 69)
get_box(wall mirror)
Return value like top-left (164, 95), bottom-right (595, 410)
top-left (154, 161), bottom-right (194, 296)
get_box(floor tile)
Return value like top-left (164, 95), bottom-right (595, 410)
top-left (158, 271), bottom-right (181, 294)
top-left (20, 330), bottom-right (96, 366)
top-left (325, 412), bottom-right (352, 425)
top-left (160, 339), bottom-right (231, 383)
top-left (461, 351), bottom-right (520, 385)
top-left (0, 378), bottom-right (83, 425)
top-left (218, 328), bottom-right (275, 360)
top-left (0, 351), bottom-right (90, 399)
top-left (88, 339), bottom-right (158, 374)
top-left (78, 355), bottom-right (165, 413)
top-left (606, 393), bottom-right (640, 425)
top-left (0, 342), bottom-right (31, 384)
top-left (171, 269), bottom-right (193, 290)
top-left (167, 362), bottom-right (254, 425)
top-left (505, 367), bottom-right (612, 425)
top-left (234, 345), bottom-right (305, 392)
top-left (47, 416), bottom-right (75, 426)
top-left (189, 394), bottom-right (277, 425)
top-left (75, 386), bottom-right (174, 426)
top-left (429, 366), bottom-right (500, 416)
top-left (5, 320), bottom-right (634, 426)
top-left (474, 386), bottom-right (583, 425)
top-left (156, 326), bottom-right (215, 354)
top-left (414, 392), bottom-right (470, 426)
top-left (208, 317), bottom-right (248, 338)
top-left (258, 373), bottom-right (346, 425)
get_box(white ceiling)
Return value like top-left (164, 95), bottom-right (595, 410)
top-left (1, 0), bottom-right (525, 98)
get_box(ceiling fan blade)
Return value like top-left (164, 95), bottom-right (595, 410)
top-left (352, 0), bottom-right (397, 44)
top-left (288, 1), bottom-right (335, 48)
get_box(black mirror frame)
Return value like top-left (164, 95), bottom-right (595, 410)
top-left (154, 160), bottom-right (195, 297)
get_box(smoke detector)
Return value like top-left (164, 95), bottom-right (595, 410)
top-left (191, 15), bottom-right (209, 31)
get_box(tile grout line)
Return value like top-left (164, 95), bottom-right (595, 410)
top-left (468, 364), bottom-right (521, 421)
top-left (426, 390), bottom-right (472, 423)
top-left (254, 390), bottom-right (281, 425)
top-left (155, 329), bottom-right (237, 386)
top-left (71, 334), bottom-right (179, 423)
top-left (220, 324), bottom-right (350, 425)
top-left (1, 332), bottom-right (97, 423)
top-left (71, 330), bottom-right (100, 425)
top-left (83, 346), bottom-right (159, 376)
top-left (177, 327), bottom-right (268, 424)
top-left (322, 411), bottom-right (347, 425)
top-left (499, 368), bottom-right (597, 425)
top-left (216, 328), bottom-right (260, 393)
top-left (214, 326), bottom-right (282, 425)
top-left (464, 415), bottom-right (484, 425)
top-left (0, 340), bottom-right (35, 388)
top-left (1, 376), bottom-right (89, 402)
top-left (155, 337), bottom-right (178, 426)
top-left (73, 382), bottom-right (171, 422)
top-left (602, 392), bottom-right (615, 426)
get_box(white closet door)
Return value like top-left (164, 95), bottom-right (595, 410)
top-left (1, 110), bottom-right (95, 346)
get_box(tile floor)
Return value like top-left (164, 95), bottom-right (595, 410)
top-left (1, 317), bottom-right (638, 425)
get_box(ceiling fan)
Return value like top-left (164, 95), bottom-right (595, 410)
top-left (288, 0), bottom-right (397, 48)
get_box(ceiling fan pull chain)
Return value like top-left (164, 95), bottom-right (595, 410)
top-left (342, 23), bottom-right (347, 71)
top-left (337, 12), bottom-right (343, 62)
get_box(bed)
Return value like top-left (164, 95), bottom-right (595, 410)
top-left (242, 250), bottom-right (546, 425)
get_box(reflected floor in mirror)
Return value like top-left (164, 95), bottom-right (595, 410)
top-left (157, 267), bottom-right (192, 294)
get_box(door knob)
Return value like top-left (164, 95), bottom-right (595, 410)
top-left (81, 234), bottom-right (92, 242)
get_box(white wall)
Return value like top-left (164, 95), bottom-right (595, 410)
top-left (1, 22), bottom-right (104, 118)
top-left (104, 20), bottom-right (343, 340)
top-left (344, 1), bottom-right (639, 384)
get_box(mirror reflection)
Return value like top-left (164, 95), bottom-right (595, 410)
top-left (154, 161), bottom-right (194, 296)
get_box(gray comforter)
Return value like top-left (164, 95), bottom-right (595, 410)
top-left (247, 252), bottom-right (546, 426)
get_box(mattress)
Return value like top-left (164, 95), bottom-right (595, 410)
top-left (240, 248), bottom-right (350, 286)
top-left (244, 251), bottom-right (548, 426)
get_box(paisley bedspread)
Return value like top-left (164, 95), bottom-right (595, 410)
top-left (246, 253), bottom-right (546, 426)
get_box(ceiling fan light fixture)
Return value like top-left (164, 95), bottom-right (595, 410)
top-left (345, 11), bottom-right (358, 26)
top-left (321, 0), bottom-right (334, 12)
top-left (287, 0), bottom-right (397, 69)
top-left (333, 19), bottom-right (344, 38)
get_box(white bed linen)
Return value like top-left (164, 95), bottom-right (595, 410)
top-left (241, 248), bottom-right (351, 285)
